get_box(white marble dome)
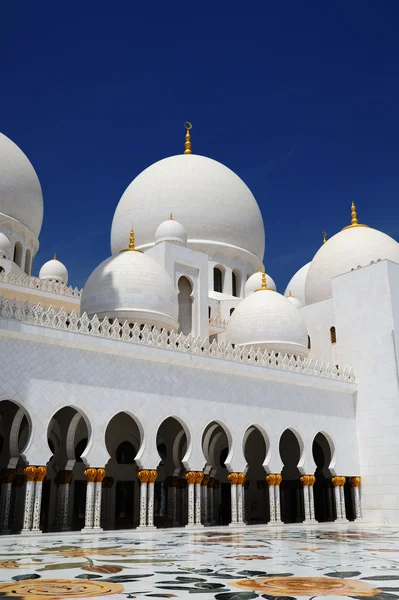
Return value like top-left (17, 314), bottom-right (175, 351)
top-left (226, 285), bottom-right (308, 356)
top-left (284, 262), bottom-right (310, 306)
top-left (0, 132), bottom-right (43, 237)
top-left (111, 154), bottom-right (265, 260)
top-left (306, 220), bottom-right (399, 305)
top-left (81, 238), bottom-right (178, 330)
top-left (286, 292), bottom-right (303, 309)
top-left (245, 269), bottom-right (276, 296)
top-left (154, 215), bottom-right (187, 246)
top-left (0, 233), bottom-right (11, 259)
top-left (39, 256), bottom-right (68, 285)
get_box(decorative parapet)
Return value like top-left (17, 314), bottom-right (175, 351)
top-left (0, 272), bottom-right (82, 298)
top-left (208, 315), bottom-right (229, 330)
top-left (0, 295), bottom-right (356, 383)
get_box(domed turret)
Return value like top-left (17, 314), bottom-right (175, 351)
top-left (39, 254), bottom-right (68, 285)
top-left (286, 290), bottom-right (303, 308)
top-left (226, 271), bottom-right (308, 356)
top-left (154, 214), bottom-right (187, 246)
top-left (0, 233), bottom-right (11, 259)
top-left (245, 266), bottom-right (276, 296)
top-left (81, 229), bottom-right (178, 330)
top-left (284, 263), bottom-right (310, 306)
top-left (306, 203), bottom-right (399, 305)
top-left (111, 124), bottom-right (265, 262)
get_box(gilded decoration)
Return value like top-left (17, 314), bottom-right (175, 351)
top-left (207, 476), bottom-right (215, 488)
top-left (137, 469), bottom-right (150, 484)
top-left (24, 466), bottom-right (37, 482)
top-left (147, 469), bottom-right (158, 484)
top-left (237, 472), bottom-right (246, 485)
top-left (83, 468), bottom-right (97, 483)
top-left (274, 473), bottom-right (282, 485)
top-left (231, 576), bottom-right (383, 596)
top-left (35, 466), bottom-right (47, 482)
top-left (185, 471), bottom-right (197, 485)
top-left (227, 472), bottom-right (240, 485)
top-left (352, 476), bottom-right (361, 487)
top-left (332, 475), bottom-right (346, 487)
top-left (56, 470), bottom-right (73, 486)
top-left (301, 474), bottom-right (316, 487)
top-left (95, 468), bottom-right (106, 483)
top-left (266, 473), bottom-right (276, 486)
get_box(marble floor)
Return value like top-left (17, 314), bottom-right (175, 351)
top-left (0, 525), bottom-right (397, 599)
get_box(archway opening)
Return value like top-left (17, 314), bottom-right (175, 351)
top-left (202, 421), bottom-right (230, 525)
top-left (156, 417), bottom-right (188, 527)
top-left (213, 267), bottom-right (223, 293)
top-left (244, 426), bottom-right (268, 524)
top-left (46, 407), bottom-right (89, 532)
top-left (105, 412), bottom-right (141, 529)
top-left (13, 242), bottom-right (23, 268)
top-left (178, 276), bottom-right (193, 335)
top-left (24, 249), bottom-right (31, 275)
top-left (279, 429), bottom-right (304, 523)
top-left (0, 400), bottom-right (31, 532)
top-left (232, 270), bottom-right (241, 297)
top-left (312, 432), bottom-right (335, 522)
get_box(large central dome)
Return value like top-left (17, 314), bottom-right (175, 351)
top-left (111, 154), bottom-right (265, 260)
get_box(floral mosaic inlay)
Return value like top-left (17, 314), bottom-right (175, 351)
top-left (0, 525), bottom-right (398, 599)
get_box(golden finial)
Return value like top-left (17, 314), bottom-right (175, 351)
top-left (257, 264), bottom-right (262, 272)
top-left (322, 232), bottom-right (327, 244)
top-left (53, 253), bottom-right (57, 260)
top-left (288, 290), bottom-right (293, 297)
top-left (184, 122), bottom-right (192, 154)
top-left (119, 228), bottom-right (143, 253)
top-left (169, 212), bottom-right (174, 220)
top-left (255, 270), bottom-right (274, 292)
top-left (342, 201), bottom-right (369, 230)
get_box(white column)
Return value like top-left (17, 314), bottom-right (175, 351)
top-left (228, 473), bottom-right (238, 525)
top-left (138, 470), bottom-right (149, 528)
top-left (31, 481), bottom-right (44, 531)
top-left (274, 476), bottom-right (282, 522)
top-left (202, 476), bottom-right (209, 524)
top-left (208, 479), bottom-right (214, 524)
top-left (0, 470), bottom-right (15, 533)
top-left (301, 476), bottom-right (312, 523)
top-left (195, 475), bottom-right (203, 525)
top-left (237, 482), bottom-right (244, 524)
top-left (82, 468), bottom-right (97, 531)
top-left (266, 474), bottom-right (276, 522)
top-left (308, 478), bottom-right (316, 522)
top-left (340, 484), bottom-right (347, 520)
top-left (22, 479), bottom-right (35, 532)
top-left (147, 470), bottom-right (157, 528)
top-left (332, 477), bottom-right (343, 520)
top-left (186, 480), bottom-right (195, 526)
top-left (93, 484), bottom-right (102, 529)
top-left (352, 478), bottom-right (362, 519)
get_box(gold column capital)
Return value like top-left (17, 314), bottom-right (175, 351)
top-left (2, 469), bottom-right (16, 484)
top-left (332, 475), bottom-right (346, 487)
top-left (301, 474), bottom-right (315, 487)
top-left (137, 469), bottom-right (150, 484)
top-left (24, 466), bottom-right (37, 482)
top-left (265, 474), bottom-right (276, 486)
top-left (201, 475), bottom-right (210, 486)
top-left (147, 469), bottom-right (158, 484)
top-left (95, 468), bottom-right (106, 483)
top-left (351, 476), bottom-right (361, 487)
top-left (84, 468), bottom-right (97, 483)
top-left (35, 466), bottom-right (47, 482)
top-left (227, 472), bottom-right (240, 485)
top-left (236, 472), bottom-right (246, 486)
top-left (274, 474), bottom-right (282, 486)
top-left (207, 476), bottom-right (215, 488)
top-left (185, 471), bottom-right (197, 485)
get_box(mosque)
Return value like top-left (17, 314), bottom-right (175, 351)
top-left (0, 122), bottom-right (398, 536)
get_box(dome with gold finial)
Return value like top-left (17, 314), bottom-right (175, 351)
top-left (111, 123), bottom-right (265, 263)
top-left (286, 290), bottom-right (302, 308)
top-left (154, 213), bottom-right (188, 246)
top-left (245, 265), bottom-right (276, 296)
top-left (39, 254), bottom-right (68, 285)
top-left (81, 229), bottom-right (178, 329)
top-left (226, 271), bottom-right (308, 355)
top-left (305, 202), bottom-right (399, 305)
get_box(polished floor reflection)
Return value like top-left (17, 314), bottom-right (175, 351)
top-left (0, 525), bottom-right (397, 599)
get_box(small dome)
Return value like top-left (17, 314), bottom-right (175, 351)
top-left (0, 132), bottom-right (44, 237)
top-left (81, 231), bottom-right (178, 330)
top-left (39, 255), bottom-right (68, 285)
top-left (286, 292), bottom-right (303, 308)
top-left (0, 233), bottom-right (11, 258)
top-left (284, 262), bottom-right (310, 306)
top-left (226, 276), bottom-right (308, 356)
top-left (245, 269), bottom-right (276, 296)
top-left (306, 204), bottom-right (399, 305)
top-left (154, 215), bottom-right (187, 246)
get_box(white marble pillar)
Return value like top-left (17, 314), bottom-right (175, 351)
top-left (208, 478), bottom-right (215, 524)
top-left (185, 472), bottom-right (195, 526)
top-left (31, 467), bottom-right (47, 531)
top-left (274, 475), bottom-right (282, 522)
top-left (138, 470), bottom-right (149, 528)
top-left (351, 477), bottom-right (362, 519)
top-left (308, 477), bottom-right (316, 522)
top-left (82, 468), bottom-right (97, 531)
top-left (266, 474), bottom-right (276, 522)
top-left (22, 480), bottom-right (36, 532)
top-left (340, 483), bottom-right (347, 520)
top-left (147, 470), bottom-right (157, 528)
top-left (300, 475), bottom-right (313, 523)
top-left (195, 473), bottom-right (203, 525)
top-left (237, 481), bottom-right (244, 524)
top-left (228, 473), bottom-right (238, 525)
top-left (201, 475), bottom-right (209, 524)
top-left (93, 469), bottom-right (105, 530)
top-left (332, 476), bottom-right (345, 521)
top-left (0, 470), bottom-right (16, 533)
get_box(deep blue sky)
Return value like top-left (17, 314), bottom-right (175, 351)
top-left (2, 2), bottom-right (399, 290)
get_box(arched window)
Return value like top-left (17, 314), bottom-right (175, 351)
top-left (116, 441), bottom-right (136, 464)
top-left (230, 308), bottom-right (235, 316)
top-left (214, 267), bottom-right (222, 293)
top-left (13, 242), bottom-right (23, 268)
top-left (24, 249), bottom-right (31, 275)
top-left (232, 272), bottom-right (237, 297)
top-left (178, 276), bottom-right (193, 335)
top-left (308, 335), bottom-right (311, 350)
top-left (330, 326), bottom-right (337, 344)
